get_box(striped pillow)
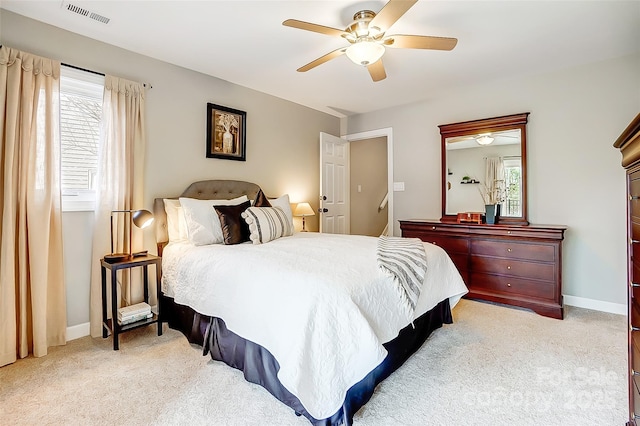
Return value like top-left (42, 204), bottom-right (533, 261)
top-left (241, 206), bottom-right (293, 244)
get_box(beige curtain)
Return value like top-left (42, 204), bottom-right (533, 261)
top-left (0, 46), bottom-right (66, 367)
top-left (89, 76), bottom-right (146, 337)
top-left (485, 157), bottom-right (505, 205)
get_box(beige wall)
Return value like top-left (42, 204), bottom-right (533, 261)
top-left (350, 137), bottom-right (388, 236)
top-left (1, 11), bottom-right (339, 327)
top-left (346, 53), bottom-right (640, 308)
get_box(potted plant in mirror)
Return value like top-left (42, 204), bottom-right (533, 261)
top-left (478, 180), bottom-right (505, 224)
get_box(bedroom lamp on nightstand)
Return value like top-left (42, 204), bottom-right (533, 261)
top-left (293, 202), bottom-right (315, 232)
top-left (104, 209), bottom-right (154, 263)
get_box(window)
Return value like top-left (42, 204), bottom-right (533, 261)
top-left (60, 66), bottom-right (104, 211)
top-left (502, 157), bottom-right (522, 217)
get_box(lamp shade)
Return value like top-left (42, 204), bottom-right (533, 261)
top-left (345, 41), bottom-right (385, 66)
top-left (132, 209), bottom-right (154, 228)
top-left (294, 202), bottom-right (315, 217)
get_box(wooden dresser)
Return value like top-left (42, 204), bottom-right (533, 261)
top-left (613, 113), bottom-right (640, 426)
top-left (400, 220), bottom-right (566, 319)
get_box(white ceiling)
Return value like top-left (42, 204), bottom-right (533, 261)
top-left (2, 1), bottom-right (639, 117)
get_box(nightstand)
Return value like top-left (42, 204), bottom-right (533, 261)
top-left (100, 254), bottom-right (162, 350)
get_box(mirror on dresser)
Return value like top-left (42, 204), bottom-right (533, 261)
top-left (439, 113), bottom-right (530, 225)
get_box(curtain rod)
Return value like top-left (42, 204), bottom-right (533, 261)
top-left (62, 62), bottom-right (153, 89)
top-left (483, 155), bottom-right (521, 159)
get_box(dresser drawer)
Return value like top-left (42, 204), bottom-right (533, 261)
top-left (471, 256), bottom-right (555, 281)
top-left (471, 239), bottom-right (555, 262)
top-left (632, 201), bottom-right (640, 224)
top-left (630, 173), bottom-right (640, 196)
top-left (631, 331), bottom-right (640, 373)
top-left (632, 299), bottom-right (640, 328)
top-left (632, 221), bottom-right (640, 243)
top-left (425, 236), bottom-right (469, 254)
top-left (633, 376), bottom-right (640, 419)
top-left (470, 272), bottom-right (555, 300)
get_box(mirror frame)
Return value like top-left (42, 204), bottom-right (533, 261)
top-left (439, 112), bottom-right (530, 225)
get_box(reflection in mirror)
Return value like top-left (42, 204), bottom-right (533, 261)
top-left (439, 113), bottom-right (529, 225)
top-left (446, 129), bottom-right (522, 216)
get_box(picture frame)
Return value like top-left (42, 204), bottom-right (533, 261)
top-left (206, 103), bottom-right (246, 161)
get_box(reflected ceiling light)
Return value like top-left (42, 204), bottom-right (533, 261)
top-left (476, 135), bottom-right (494, 145)
top-left (345, 40), bottom-right (385, 66)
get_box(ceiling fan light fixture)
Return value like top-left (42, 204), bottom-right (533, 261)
top-left (476, 135), bottom-right (494, 145)
top-left (346, 41), bottom-right (385, 66)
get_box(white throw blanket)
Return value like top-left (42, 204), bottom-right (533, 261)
top-left (162, 232), bottom-right (468, 419)
top-left (377, 236), bottom-right (427, 322)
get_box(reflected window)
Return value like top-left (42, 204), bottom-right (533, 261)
top-left (502, 157), bottom-right (522, 216)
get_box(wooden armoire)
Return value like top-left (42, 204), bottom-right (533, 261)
top-left (614, 112), bottom-right (640, 426)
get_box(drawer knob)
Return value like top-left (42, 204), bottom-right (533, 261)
top-left (432, 242), bottom-right (437, 245)
top-left (431, 226), bottom-right (436, 230)
top-left (632, 325), bottom-right (640, 332)
top-left (507, 266), bottom-right (511, 270)
top-left (507, 231), bottom-right (512, 235)
top-left (507, 248), bottom-right (512, 252)
top-left (507, 283), bottom-right (511, 287)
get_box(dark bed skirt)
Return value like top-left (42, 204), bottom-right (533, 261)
top-left (160, 295), bottom-right (452, 425)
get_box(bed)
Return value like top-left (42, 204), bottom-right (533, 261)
top-left (153, 180), bottom-right (468, 425)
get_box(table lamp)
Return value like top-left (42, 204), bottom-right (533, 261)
top-left (293, 202), bottom-right (315, 232)
top-left (104, 209), bottom-right (154, 263)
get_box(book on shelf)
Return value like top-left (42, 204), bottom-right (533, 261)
top-left (118, 302), bottom-right (151, 317)
top-left (118, 312), bottom-right (153, 325)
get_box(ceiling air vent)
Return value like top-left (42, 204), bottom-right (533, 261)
top-left (62, 2), bottom-right (110, 24)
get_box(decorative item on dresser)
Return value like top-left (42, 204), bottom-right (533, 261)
top-left (613, 112), bottom-right (640, 426)
top-left (400, 220), bottom-right (566, 319)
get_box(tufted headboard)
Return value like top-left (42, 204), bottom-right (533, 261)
top-left (153, 180), bottom-right (261, 255)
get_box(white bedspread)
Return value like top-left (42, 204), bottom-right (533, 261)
top-left (162, 232), bottom-right (467, 419)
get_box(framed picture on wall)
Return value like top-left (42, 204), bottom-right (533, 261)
top-left (206, 103), bottom-right (246, 161)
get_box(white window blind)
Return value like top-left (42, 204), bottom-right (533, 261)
top-left (60, 66), bottom-right (104, 211)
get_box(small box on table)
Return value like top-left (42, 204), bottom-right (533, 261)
top-left (456, 212), bottom-right (483, 224)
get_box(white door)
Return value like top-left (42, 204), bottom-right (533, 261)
top-left (319, 132), bottom-right (349, 234)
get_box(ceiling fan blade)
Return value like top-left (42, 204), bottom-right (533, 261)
top-left (367, 60), bottom-right (387, 82)
top-left (370, 0), bottom-right (418, 31)
top-left (283, 19), bottom-right (347, 38)
top-left (297, 47), bottom-right (347, 72)
top-left (384, 34), bottom-right (458, 51)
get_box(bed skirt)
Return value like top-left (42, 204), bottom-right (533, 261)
top-left (160, 294), bottom-right (452, 425)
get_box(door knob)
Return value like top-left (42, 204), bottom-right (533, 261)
top-left (318, 208), bottom-right (328, 213)
top-left (320, 195), bottom-right (327, 200)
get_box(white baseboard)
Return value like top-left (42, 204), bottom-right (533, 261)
top-left (66, 322), bottom-right (90, 341)
top-left (563, 295), bottom-right (627, 315)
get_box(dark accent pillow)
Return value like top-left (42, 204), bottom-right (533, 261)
top-left (253, 189), bottom-right (272, 207)
top-left (214, 200), bottom-right (251, 245)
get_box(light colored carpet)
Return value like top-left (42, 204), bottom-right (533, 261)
top-left (0, 299), bottom-right (627, 426)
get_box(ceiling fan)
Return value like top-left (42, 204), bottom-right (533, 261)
top-left (282, 0), bottom-right (457, 82)
top-left (447, 130), bottom-right (521, 146)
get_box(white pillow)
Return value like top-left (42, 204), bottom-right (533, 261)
top-left (268, 194), bottom-right (294, 231)
top-left (179, 195), bottom-right (249, 246)
top-left (163, 199), bottom-right (188, 242)
top-left (242, 206), bottom-right (293, 244)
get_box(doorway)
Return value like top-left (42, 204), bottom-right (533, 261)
top-left (349, 136), bottom-right (388, 236)
top-left (320, 127), bottom-right (393, 235)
